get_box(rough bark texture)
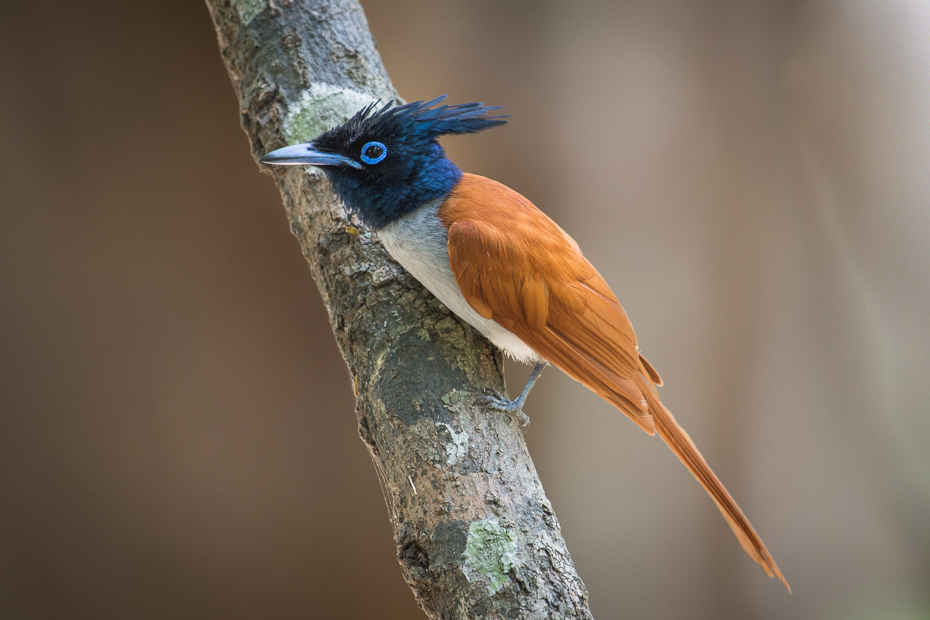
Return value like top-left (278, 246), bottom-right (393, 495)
top-left (205, 1), bottom-right (595, 618)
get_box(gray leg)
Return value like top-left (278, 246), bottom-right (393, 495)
top-left (477, 361), bottom-right (549, 430)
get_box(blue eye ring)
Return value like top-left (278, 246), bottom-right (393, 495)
top-left (360, 141), bottom-right (387, 165)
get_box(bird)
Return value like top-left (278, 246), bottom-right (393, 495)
top-left (261, 95), bottom-right (789, 591)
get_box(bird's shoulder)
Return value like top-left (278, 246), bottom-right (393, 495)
top-left (438, 173), bottom-right (583, 261)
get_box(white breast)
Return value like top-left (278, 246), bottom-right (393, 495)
top-left (378, 202), bottom-right (540, 364)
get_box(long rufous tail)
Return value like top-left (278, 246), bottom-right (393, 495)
top-left (633, 368), bottom-right (790, 592)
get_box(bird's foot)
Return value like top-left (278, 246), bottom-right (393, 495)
top-left (476, 388), bottom-right (530, 431)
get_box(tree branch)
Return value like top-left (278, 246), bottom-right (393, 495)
top-left (205, 1), bottom-right (595, 617)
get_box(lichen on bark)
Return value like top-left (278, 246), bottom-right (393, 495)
top-left (463, 519), bottom-right (519, 595)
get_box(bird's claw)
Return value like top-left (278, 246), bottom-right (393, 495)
top-left (476, 389), bottom-right (518, 411)
top-left (475, 389), bottom-right (530, 431)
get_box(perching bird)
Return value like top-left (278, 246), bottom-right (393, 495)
top-left (261, 95), bottom-right (789, 591)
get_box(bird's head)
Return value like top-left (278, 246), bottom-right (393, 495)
top-left (261, 95), bottom-right (509, 229)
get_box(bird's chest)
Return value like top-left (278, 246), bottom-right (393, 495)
top-left (377, 200), bottom-right (458, 306)
top-left (377, 202), bottom-right (538, 363)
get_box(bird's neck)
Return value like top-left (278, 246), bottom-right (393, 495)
top-left (328, 149), bottom-right (463, 230)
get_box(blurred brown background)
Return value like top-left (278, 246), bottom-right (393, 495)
top-left (2, 1), bottom-right (929, 618)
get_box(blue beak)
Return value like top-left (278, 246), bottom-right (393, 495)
top-left (260, 144), bottom-right (362, 169)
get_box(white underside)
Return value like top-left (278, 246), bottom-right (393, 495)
top-left (378, 201), bottom-right (540, 364)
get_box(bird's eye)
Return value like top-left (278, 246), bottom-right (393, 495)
top-left (360, 141), bottom-right (387, 165)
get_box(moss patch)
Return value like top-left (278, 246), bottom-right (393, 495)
top-left (231, 0), bottom-right (263, 23)
top-left (462, 519), bottom-right (517, 594)
top-left (284, 83), bottom-right (376, 143)
top-left (437, 423), bottom-right (469, 465)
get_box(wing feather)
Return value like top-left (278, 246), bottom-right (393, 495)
top-left (443, 177), bottom-right (648, 428)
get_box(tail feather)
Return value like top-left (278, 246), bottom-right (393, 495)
top-left (633, 369), bottom-right (791, 592)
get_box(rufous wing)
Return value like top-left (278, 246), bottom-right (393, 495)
top-left (440, 173), bottom-right (789, 591)
top-left (441, 174), bottom-right (653, 433)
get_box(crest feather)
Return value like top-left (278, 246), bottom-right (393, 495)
top-left (320, 95), bottom-right (509, 147)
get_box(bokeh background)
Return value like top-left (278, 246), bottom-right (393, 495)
top-left (2, 1), bottom-right (929, 618)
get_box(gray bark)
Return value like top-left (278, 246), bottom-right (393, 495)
top-left (205, 1), bottom-right (595, 618)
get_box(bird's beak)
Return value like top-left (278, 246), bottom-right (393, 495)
top-left (260, 144), bottom-right (362, 169)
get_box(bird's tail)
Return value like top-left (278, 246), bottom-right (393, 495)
top-left (633, 365), bottom-right (791, 592)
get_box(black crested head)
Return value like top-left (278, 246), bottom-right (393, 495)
top-left (263, 95), bottom-right (510, 229)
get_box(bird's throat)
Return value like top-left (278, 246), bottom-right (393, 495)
top-left (327, 152), bottom-right (463, 230)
